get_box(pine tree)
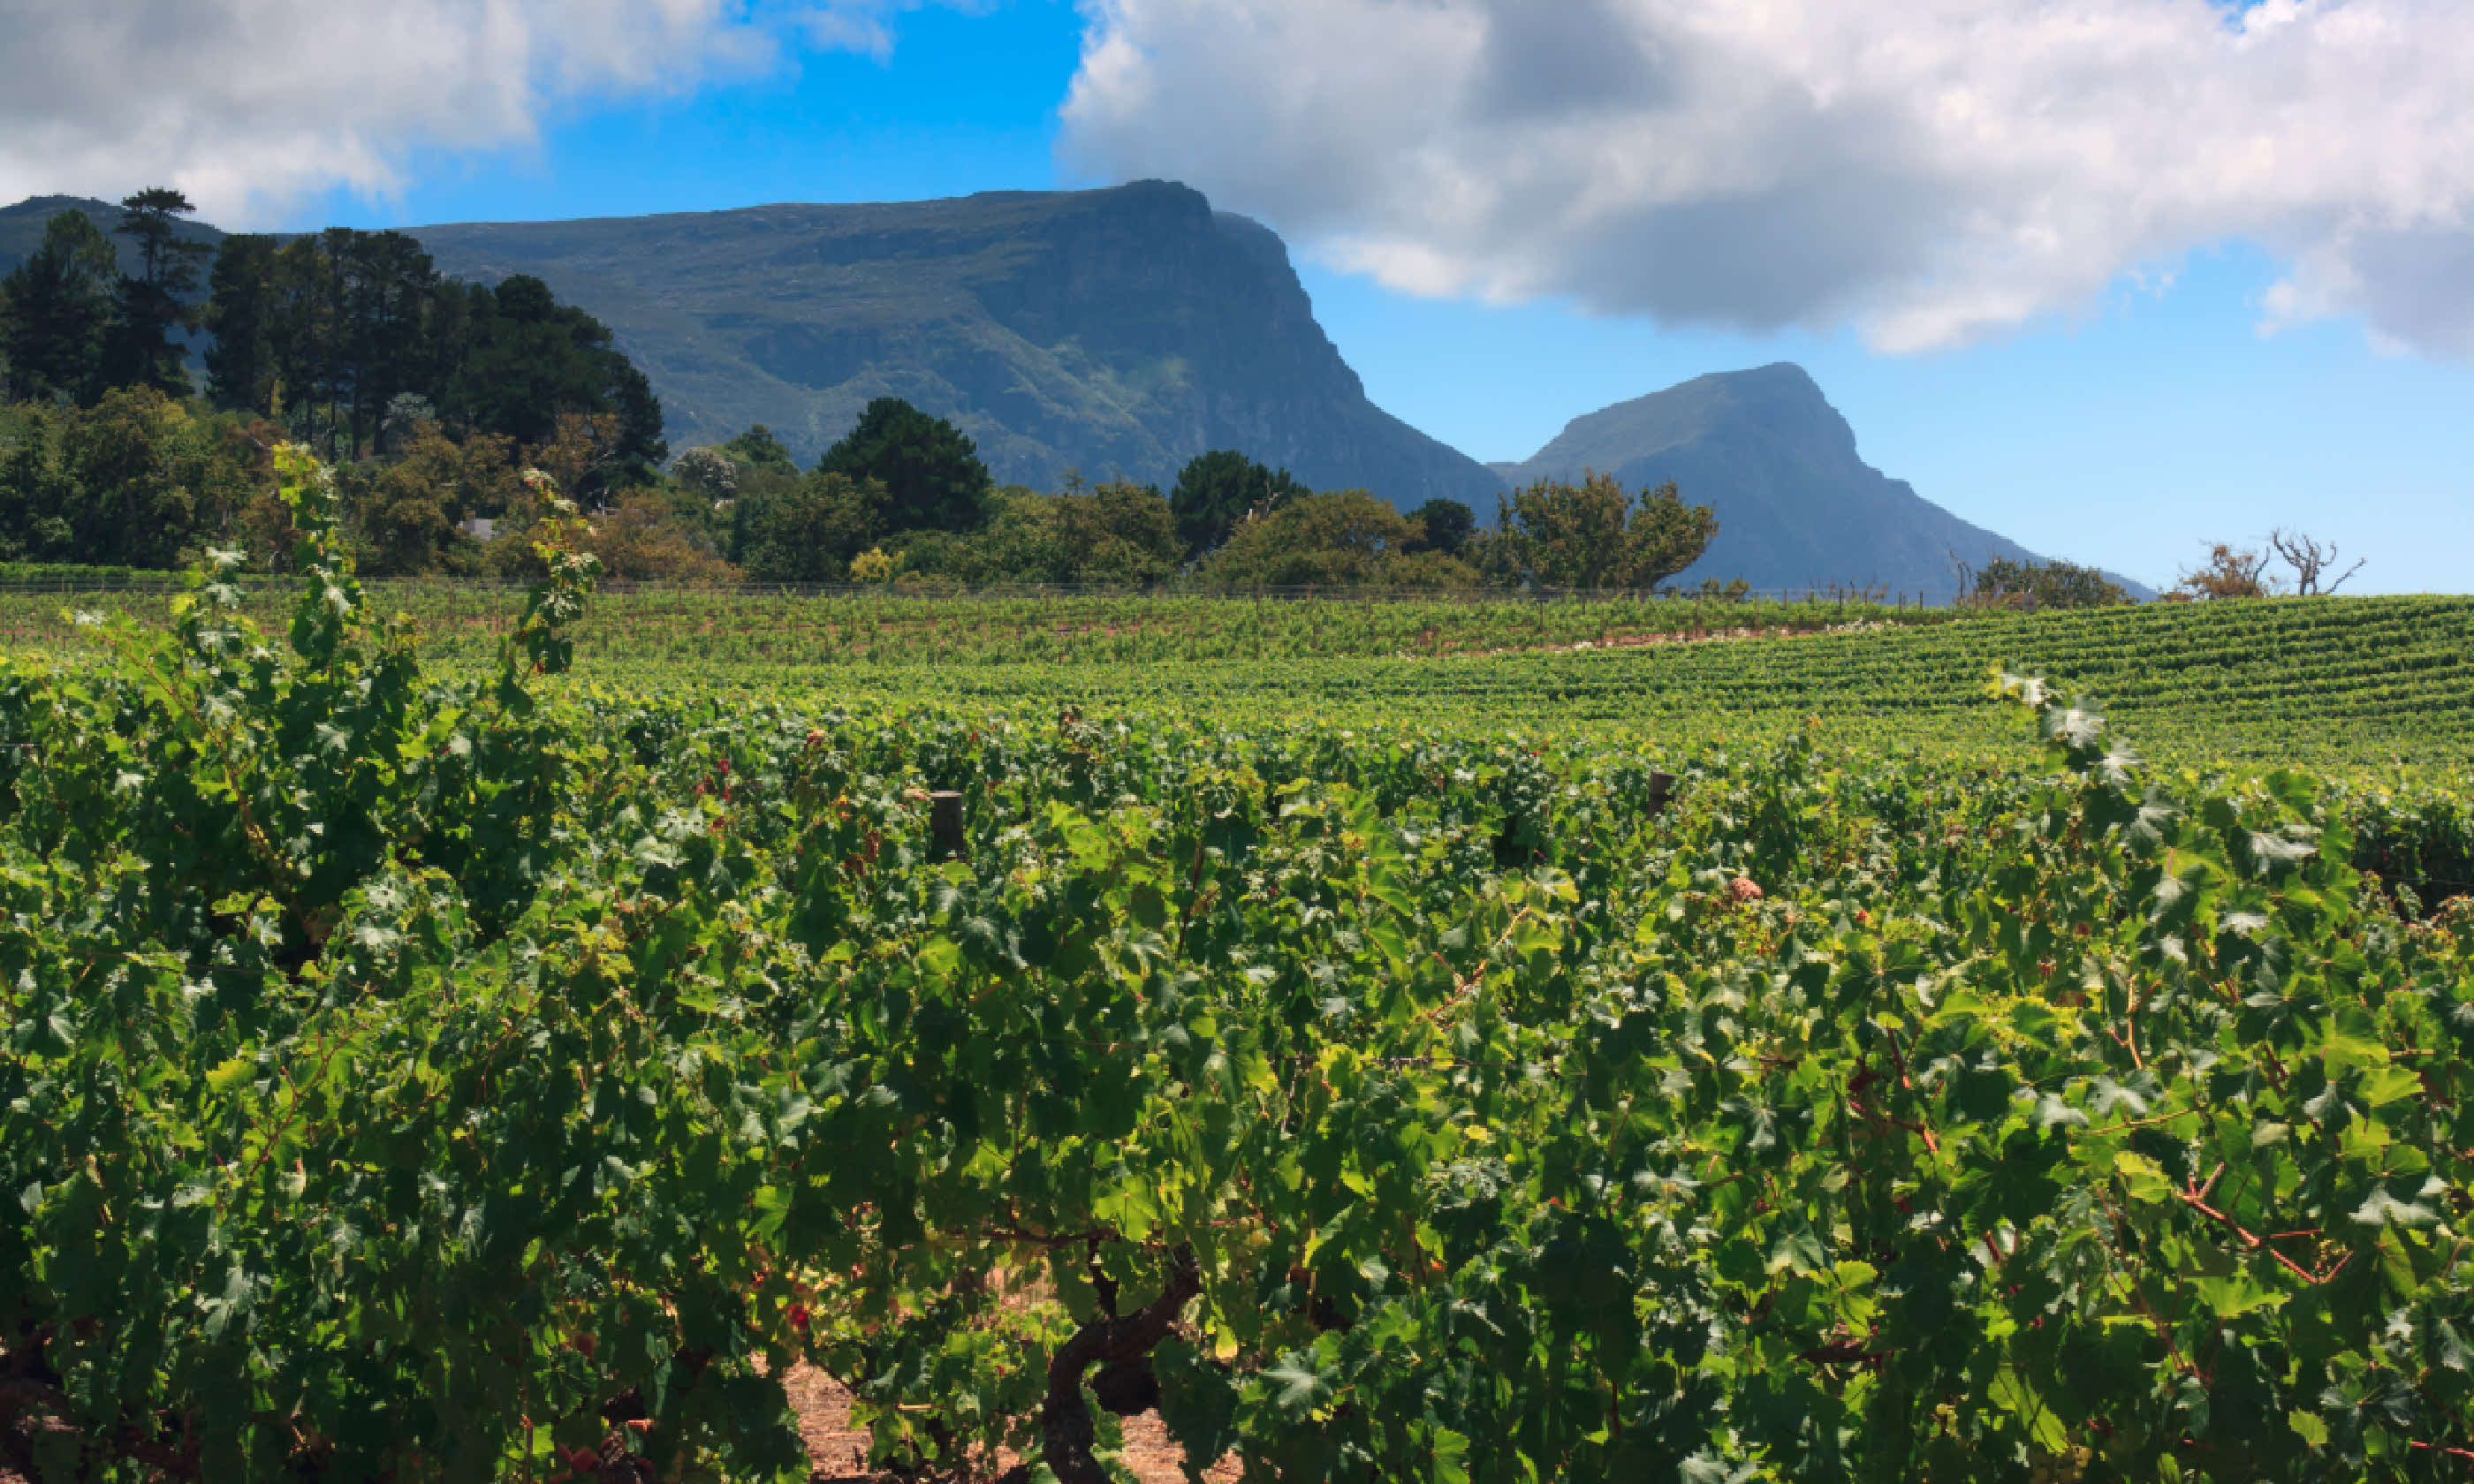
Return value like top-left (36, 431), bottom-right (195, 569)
top-left (816, 398), bottom-right (992, 534)
top-left (1169, 449), bottom-right (1307, 562)
top-left (104, 187), bottom-right (211, 396)
top-left (0, 212), bottom-right (120, 405)
top-left (205, 235), bottom-right (283, 414)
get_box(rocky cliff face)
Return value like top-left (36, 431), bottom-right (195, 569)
top-left (408, 181), bottom-right (1505, 503)
top-left (1494, 363), bottom-right (2149, 600)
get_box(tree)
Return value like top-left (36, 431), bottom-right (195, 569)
top-left (326, 229), bottom-right (439, 459)
top-left (224, 227), bottom-right (428, 457)
top-left (719, 424), bottom-right (799, 477)
top-left (0, 404), bottom-right (72, 559)
top-left (732, 469), bottom-right (888, 583)
top-left (671, 447), bottom-right (740, 502)
top-left (262, 235), bottom-right (341, 449)
top-left (204, 235), bottom-right (283, 414)
top-left (1, 212), bottom-right (119, 405)
top-left (523, 412), bottom-right (624, 510)
top-left (346, 420), bottom-right (520, 576)
top-left (816, 398), bottom-right (990, 534)
top-left (2173, 543), bottom-right (2278, 601)
top-left (243, 231), bottom-right (411, 459)
top-left (0, 388), bottom-right (263, 567)
top-left (2268, 528), bottom-right (2364, 596)
top-left (1053, 478), bottom-right (1180, 587)
top-left (1199, 488), bottom-right (1473, 588)
top-left (607, 360), bottom-right (669, 488)
top-left (1971, 556), bottom-right (2129, 611)
top-left (103, 188), bottom-right (212, 397)
top-left (380, 392), bottom-right (437, 456)
top-left (893, 488), bottom-right (1066, 586)
top-left (848, 547), bottom-right (896, 583)
top-left (1169, 450), bottom-right (1306, 562)
top-left (60, 389), bottom-right (201, 565)
top-left (1488, 473), bottom-right (1718, 590)
top-left (893, 481), bottom-right (1183, 587)
top-left (199, 232), bottom-right (664, 471)
top-left (586, 488), bottom-right (740, 584)
top-left (1404, 497), bottom-right (1476, 556)
top-left (435, 274), bottom-right (664, 492)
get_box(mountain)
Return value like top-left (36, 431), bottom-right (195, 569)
top-left (4, 190), bottom-right (2131, 598)
top-left (1492, 363), bottom-right (2150, 600)
top-left (403, 181), bottom-right (1505, 503)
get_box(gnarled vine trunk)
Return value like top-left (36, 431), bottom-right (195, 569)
top-left (1036, 1250), bottom-right (1201, 1484)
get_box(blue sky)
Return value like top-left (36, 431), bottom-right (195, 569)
top-left (274, 1), bottom-right (2469, 594)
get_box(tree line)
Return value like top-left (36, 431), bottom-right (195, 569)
top-left (0, 190), bottom-right (668, 572)
top-left (3, 191), bottom-right (662, 473)
top-left (712, 398), bottom-right (1731, 593)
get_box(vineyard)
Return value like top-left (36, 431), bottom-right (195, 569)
top-left (803, 594), bottom-right (2474, 776)
top-left (4, 461), bottom-right (2474, 1482)
top-left (0, 576), bottom-right (1955, 670)
top-left (8, 576), bottom-right (2472, 774)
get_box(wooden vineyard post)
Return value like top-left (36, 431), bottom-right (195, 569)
top-left (1646, 770), bottom-right (1677, 817)
top-left (930, 791), bottom-right (968, 858)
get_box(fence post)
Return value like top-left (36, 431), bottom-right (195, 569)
top-left (930, 791), bottom-right (968, 858)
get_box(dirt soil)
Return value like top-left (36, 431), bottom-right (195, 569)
top-left (1, 1369), bottom-right (1233, 1484)
top-left (789, 1362), bottom-right (1239, 1483)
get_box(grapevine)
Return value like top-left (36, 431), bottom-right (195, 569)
top-left (2, 450), bottom-right (2470, 1481)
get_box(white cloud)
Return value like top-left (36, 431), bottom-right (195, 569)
top-left (793, 0), bottom-right (997, 61)
top-left (1059, 0), bottom-right (2474, 355)
top-left (0, 0), bottom-right (926, 225)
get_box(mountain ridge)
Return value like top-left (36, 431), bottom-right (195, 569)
top-left (1494, 363), bottom-right (2151, 600)
top-left (402, 181), bottom-right (1508, 504)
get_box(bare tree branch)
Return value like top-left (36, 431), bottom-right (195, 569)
top-left (2269, 527), bottom-right (2364, 596)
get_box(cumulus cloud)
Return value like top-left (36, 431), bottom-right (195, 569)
top-left (0, 0), bottom-right (935, 225)
top-left (1059, 0), bottom-right (2474, 355)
